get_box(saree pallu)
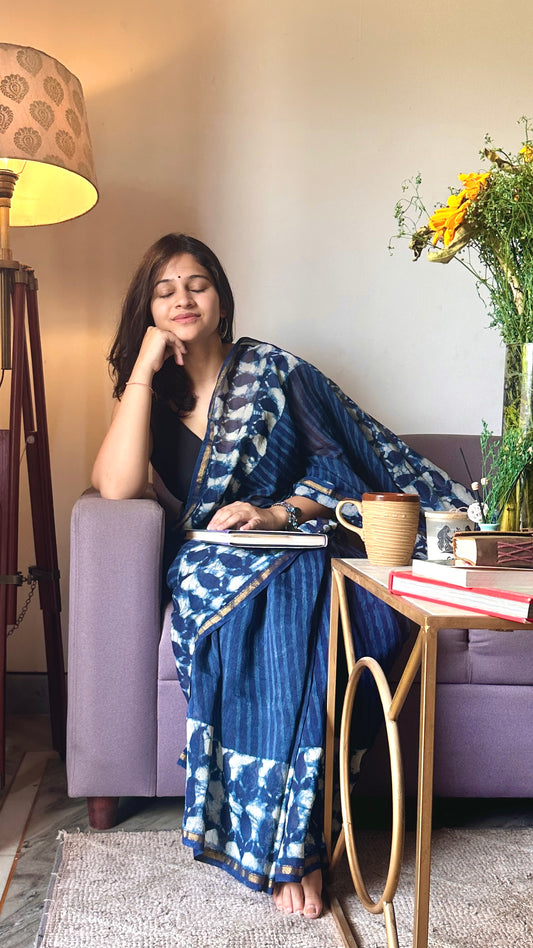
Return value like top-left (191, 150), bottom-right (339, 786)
top-left (165, 338), bottom-right (472, 892)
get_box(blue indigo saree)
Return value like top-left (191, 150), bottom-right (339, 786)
top-left (164, 339), bottom-right (472, 892)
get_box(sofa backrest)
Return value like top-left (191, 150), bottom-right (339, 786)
top-left (402, 434), bottom-right (482, 490)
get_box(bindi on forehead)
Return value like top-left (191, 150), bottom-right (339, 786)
top-left (170, 271), bottom-right (208, 280)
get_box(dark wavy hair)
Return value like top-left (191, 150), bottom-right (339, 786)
top-left (108, 233), bottom-right (235, 412)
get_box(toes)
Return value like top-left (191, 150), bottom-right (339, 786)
top-left (301, 868), bottom-right (323, 918)
top-left (272, 882), bottom-right (304, 915)
top-left (272, 873), bottom-right (324, 918)
top-left (272, 883), bottom-right (289, 913)
top-left (303, 901), bottom-right (321, 918)
top-left (288, 884), bottom-right (304, 915)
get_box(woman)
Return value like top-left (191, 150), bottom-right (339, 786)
top-left (93, 234), bottom-right (471, 918)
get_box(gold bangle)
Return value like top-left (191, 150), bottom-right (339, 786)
top-left (125, 381), bottom-right (155, 395)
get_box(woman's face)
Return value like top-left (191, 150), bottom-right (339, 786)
top-left (151, 253), bottom-right (222, 345)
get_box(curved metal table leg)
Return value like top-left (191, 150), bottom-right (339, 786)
top-left (338, 656), bottom-right (405, 948)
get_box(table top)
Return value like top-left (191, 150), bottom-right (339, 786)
top-left (332, 558), bottom-right (531, 631)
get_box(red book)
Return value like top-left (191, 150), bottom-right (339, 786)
top-left (388, 568), bottom-right (533, 623)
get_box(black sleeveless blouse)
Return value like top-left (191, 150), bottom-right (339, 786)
top-left (150, 400), bottom-right (202, 503)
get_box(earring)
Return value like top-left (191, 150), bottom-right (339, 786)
top-left (218, 316), bottom-right (229, 340)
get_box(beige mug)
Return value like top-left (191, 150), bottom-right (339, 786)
top-left (336, 492), bottom-right (420, 566)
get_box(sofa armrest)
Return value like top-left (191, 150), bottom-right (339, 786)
top-left (66, 491), bottom-right (165, 797)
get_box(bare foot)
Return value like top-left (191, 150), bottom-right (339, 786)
top-left (272, 868), bottom-right (322, 918)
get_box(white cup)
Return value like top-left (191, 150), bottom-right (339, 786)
top-left (424, 508), bottom-right (472, 560)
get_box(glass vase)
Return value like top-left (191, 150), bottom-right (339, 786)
top-left (499, 343), bottom-right (533, 531)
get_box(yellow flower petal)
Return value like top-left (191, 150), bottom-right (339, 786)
top-left (428, 198), bottom-right (471, 246)
top-left (458, 172), bottom-right (490, 200)
top-left (447, 192), bottom-right (466, 208)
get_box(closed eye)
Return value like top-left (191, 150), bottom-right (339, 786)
top-left (153, 278), bottom-right (212, 298)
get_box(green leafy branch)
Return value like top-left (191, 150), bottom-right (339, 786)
top-left (479, 420), bottom-right (533, 522)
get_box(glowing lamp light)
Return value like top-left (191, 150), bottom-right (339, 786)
top-left (0, 42), bottom-right (98, 228)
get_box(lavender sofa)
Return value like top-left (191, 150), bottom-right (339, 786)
top-left (66, 435), bottom-right (533, 829)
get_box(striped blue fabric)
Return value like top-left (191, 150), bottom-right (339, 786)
top-left (166, 339), bottom-right (472, 892)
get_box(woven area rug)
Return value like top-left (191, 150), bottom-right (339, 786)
top-left (35, 827), bottom-right (533, 948)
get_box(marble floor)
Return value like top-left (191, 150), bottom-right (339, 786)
top-left (0, 714), bottom-right (532, 947)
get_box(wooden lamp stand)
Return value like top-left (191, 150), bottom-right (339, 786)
top-left (0, 169), bottom-right (66, 787)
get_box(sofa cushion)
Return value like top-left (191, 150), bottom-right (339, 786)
top-left (390, 626), bottom-right (533, 686)
top-left (356, 682), bottom-right (533, 797)
top-left (467, 628), bottom-right (533, 685)
top-left (156, 679), bottom-right (187, 796)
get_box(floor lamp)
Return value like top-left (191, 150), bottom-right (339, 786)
top-left (0, 44), bottom-right (98, 786)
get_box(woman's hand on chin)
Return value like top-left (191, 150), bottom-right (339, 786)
top-left (138, 325), bottom-right (188, 372)
top-left (206, 502), bottom-right (288, 532)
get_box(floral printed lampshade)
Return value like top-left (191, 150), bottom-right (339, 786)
top-left (0, 43), bottom-right (98, 226)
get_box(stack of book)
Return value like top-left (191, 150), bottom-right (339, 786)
top-left (388, 531), bottom-right (533, 622)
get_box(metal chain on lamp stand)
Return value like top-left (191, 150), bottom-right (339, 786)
top-left (6, 572), bottom-right (38, 637)
top-left (2, 434), bottom-right (41, 637)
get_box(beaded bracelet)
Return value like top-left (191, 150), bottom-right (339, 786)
top-left (272, 500), bottom-right (301, 530)
top-left (125, 381), bottom-right (155, 395)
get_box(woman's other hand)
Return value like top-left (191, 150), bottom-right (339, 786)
top-left (206, 502), bottom-right (289, 532)
top-left (206, 497), bottom-right (332, 532)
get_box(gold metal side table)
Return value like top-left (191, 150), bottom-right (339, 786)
top-left (324, 557), bottom-right (527, 948)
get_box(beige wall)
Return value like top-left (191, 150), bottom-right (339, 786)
top-left (2, 0), bottom-right (531, 670)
